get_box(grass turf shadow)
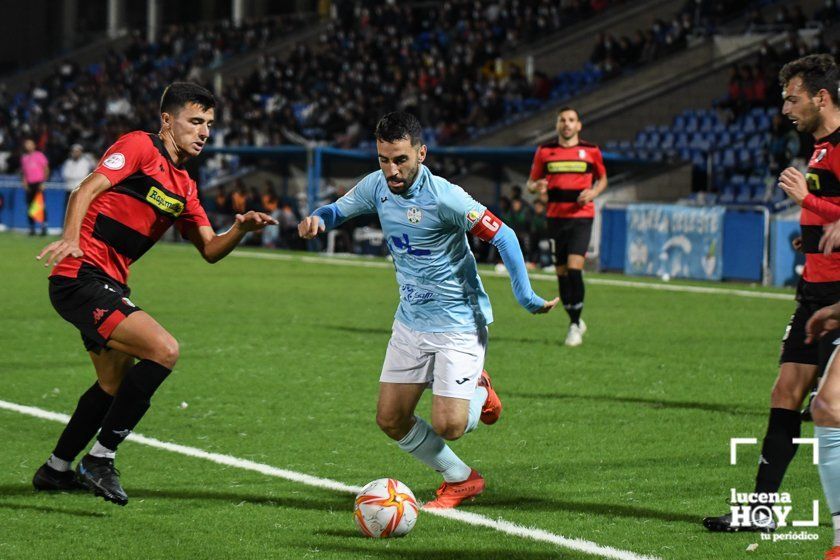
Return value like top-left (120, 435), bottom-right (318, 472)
top-left (505, 391), bottom-right (765, 416)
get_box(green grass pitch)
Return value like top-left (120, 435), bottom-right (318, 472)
top-left (0, 233), bottom-right (830, 559)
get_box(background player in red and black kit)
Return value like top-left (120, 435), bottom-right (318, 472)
top-left (32, 82), bottom-right (277, 506)
top-left (526, 107), bottom-right (607, 347)
top-left (705, 54), bottom-right (840, 533)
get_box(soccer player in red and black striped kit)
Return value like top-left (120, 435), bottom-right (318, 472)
top-left (33, 82), bottom-right (277, 505)
top-left (705, 55), bottom-right (840, 537)
top-left (527, 107), bottom-right (607, 346)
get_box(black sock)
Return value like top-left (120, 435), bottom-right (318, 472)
top-left (96, 360), bottom-right (172, 451)
top-left (52, 382), bottom-right (114, 462)
top-left (754, 408), bottom-right (801, 494)
top-left (558, 274), bottom-right (571, 307)
top-left (566, 269), bottom-right (585, 325)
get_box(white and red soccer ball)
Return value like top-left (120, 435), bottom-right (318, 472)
top-left (354, 478), bottom-right (419, 538)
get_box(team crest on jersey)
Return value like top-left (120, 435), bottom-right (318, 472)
top-left (579, 149), bottom-right (586, 159)
top-left (103, 153), bottom-right (126, 170)
top-left (407, 207), bottom-right (422, 224)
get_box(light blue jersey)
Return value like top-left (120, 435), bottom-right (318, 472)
top-left (332, 165), bottom-right (492, 333)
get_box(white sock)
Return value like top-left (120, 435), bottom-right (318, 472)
top-left (398, 416), bottom-right (471, 483)
top-left (46, 454), bottom-right (70, 472)
top-left (833, 514), bottom-right (840, 547)
top-left (89, 441), bottom-right (116, 459)
top-left (465, 386), bottom-right (488, 433)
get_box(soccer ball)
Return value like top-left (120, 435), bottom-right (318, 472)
top-left (354, 478), bottom-right (419, 538)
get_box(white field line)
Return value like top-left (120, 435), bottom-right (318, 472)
top-left (230, 250), bottom-right (793, 301)
top-left (0, 398), bottom-right (661, 560)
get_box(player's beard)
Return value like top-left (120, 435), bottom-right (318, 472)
top-left (386, 164), bottom-right (419, 195)
top-left (793, 103), bottom-right (821, 135)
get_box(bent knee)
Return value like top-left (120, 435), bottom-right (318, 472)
top-left (433, 421), bottom-right (466, 441)
top-left (150, 336), bottom-right (179, 369)
top-left (376, 413), bottom-right (411, 440)
top-left (812, 395), bottom-right (840, 426)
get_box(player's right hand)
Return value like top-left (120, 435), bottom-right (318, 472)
top-left (533, 296), bottom-right (560, 314)
top-left (298, 216), bottom-right (325, 239)
top-left (805, 303), bottom-right (840, 344)
top-left (791, 236), bottom-right (803, 252)
top-left (36, 238), bottom-right (83, 268)
top-left (531, 179), bottom-right (548, 194)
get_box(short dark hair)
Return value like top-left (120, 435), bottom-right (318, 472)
top-left (779, 54), bottom-right (840, 105)
top-left (375, 112), bottom-right (423, 146)
top-left (160, 82), bottom-right (216, 114)
top-left (557, 106), bottom-right (579, 118)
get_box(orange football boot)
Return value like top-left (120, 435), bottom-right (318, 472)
top-left (826, 546), bottom-right (840, 560)
top-left (478, 370), bottom-right (502, 425)
top-left (423, 469), bottom-right (485, 509)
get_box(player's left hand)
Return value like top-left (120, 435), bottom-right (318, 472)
top-left (778, 167), bottom-right (809, 205)
top-left (805, 303), bottom-right (840, 343)
top-left (533, 297), bottom-right (560, 314)
top-left (577, 189), bottom-right (596, 205)
top-left (820, 220), bottom-right (840, 255)
top-left (234, 211), bottom-right (278, 232)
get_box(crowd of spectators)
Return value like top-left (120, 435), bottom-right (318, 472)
top-left (588, 0), bottom-right (758, 77)
top-left (0, 1), bottom-right (619, 179)
top-left (0, 15), bottom-right (306, 175)
top-left (205, 178), bottom-right (304, 249)
top-left (230, 0), bottom-right (615, 148)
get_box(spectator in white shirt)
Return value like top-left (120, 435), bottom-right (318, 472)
top-left (61, 144), bottom-right (94, 209)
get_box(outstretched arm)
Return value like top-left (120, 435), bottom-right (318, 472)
top-left (298, 203), bottom-right (344, 239)
top-left (471, 211), bottom-right (558, 314)
top-left (186, 211), bottom-right (277, 263)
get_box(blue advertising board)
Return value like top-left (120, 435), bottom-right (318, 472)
top-left (625, 204), bottom-right (725, 280)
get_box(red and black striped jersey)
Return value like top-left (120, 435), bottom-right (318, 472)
top-left (52, 131), bottom-right (210, 285)
top-left (529, 140), bottom-right (605, 219)
top-left (798, 127), bottom-right (840, 301)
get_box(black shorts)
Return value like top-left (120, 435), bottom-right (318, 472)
top-left (49, 265), bottom-right (141, 353)
top-left (547, 218), bottom-right (593, 263)
top-left (780, 300), bottom-right (836, 365)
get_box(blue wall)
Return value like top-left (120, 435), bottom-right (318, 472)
top-left (0, 186), bottom-right (66, 230)
top-left (722, 209), bottom-right (765, 282)
top-left (599, 207), bottom-right (627, 271)
top-left (770, 218), bottom-right (802, 287)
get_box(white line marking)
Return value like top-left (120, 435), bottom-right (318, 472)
top-left (0, 398), bottom-right (660, 560)
top-left (230, 250), bottom-right (793, 301)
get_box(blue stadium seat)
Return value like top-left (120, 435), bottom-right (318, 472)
top-left (736, 185), bottom-right (754, 204)
top-left (719, 185), bottom-right (736, 204)
top-left (722, 148), bottom-right (737, 171)
top-left (675, 132), bottom-right (689, 149)
top-left (686, 116), bottom-right (699, 133)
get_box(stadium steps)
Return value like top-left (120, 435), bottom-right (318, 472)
top-left (471, 0), bottom-right (826, 148)
top-left (202, 19), bottom-right (329, 85)
top-left (506, 0), bottom-right (689, 77)
top-left (1, 35), bottom-right (134, 95)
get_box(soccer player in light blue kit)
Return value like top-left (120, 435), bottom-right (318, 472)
top-left (299, 113), bottom-right (558, 508)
